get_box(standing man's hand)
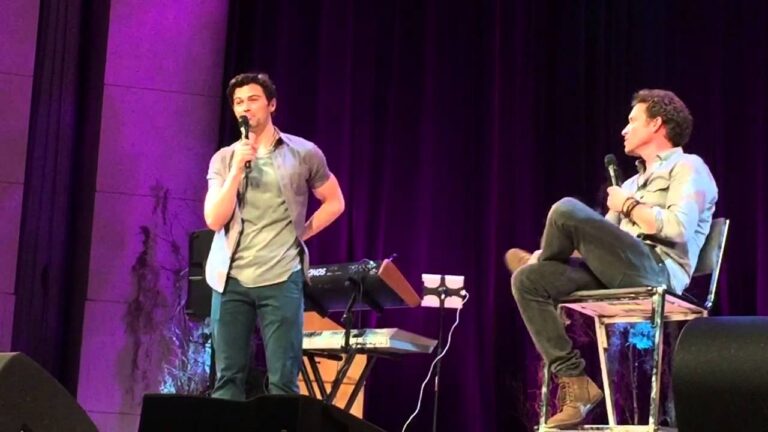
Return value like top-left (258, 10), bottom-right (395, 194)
top-left (231, 135), bottom-right (256, 173)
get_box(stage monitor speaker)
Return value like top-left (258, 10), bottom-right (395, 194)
top-left (673, 316), bottom-right (768, 432)
top-left (186, 229), bottom-right (214, 319)
top-left (0, 352), bottom-right (98, 432)
top-left (138, 393), bottom-right (386, 432)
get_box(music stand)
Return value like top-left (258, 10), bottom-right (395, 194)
top-left (421, 274), bottom-right (467, 432)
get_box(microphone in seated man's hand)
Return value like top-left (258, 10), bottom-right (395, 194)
top-left (604, 153), bottom-right (623, 186)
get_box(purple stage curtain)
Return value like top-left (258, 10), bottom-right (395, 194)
top-left (12, 0), bottom-right (110, 392)
top-left (220, 1), bottom-right (767, 430)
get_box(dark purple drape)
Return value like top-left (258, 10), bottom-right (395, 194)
top-left (220, 1), bottom-right (766, 430)
top-left (12, 0), bottom-right (110, 392)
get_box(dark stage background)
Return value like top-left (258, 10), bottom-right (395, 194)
top-left (9, 1), bottom-right (768, 431)
top-left (220, 1), bottom-right (767, 431)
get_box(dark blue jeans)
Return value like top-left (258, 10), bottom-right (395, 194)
top-left (210, 269), bottom-right (304, 399)
top-left (511, 198), bottom-right (669, 377)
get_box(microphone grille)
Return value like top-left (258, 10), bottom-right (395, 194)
top-left (604, 153), bottom-right (617, 168)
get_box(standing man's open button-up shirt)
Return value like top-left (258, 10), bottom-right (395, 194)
top-left (205, 132), bottom-right (331, 293)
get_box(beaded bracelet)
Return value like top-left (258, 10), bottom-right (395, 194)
top-left (621, 197), bottom-right (636, 215)
top-left (624, 199), bottom-right (642, 219)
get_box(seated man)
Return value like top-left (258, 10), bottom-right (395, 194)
top-left (506, 89), bottom-right (718, 429)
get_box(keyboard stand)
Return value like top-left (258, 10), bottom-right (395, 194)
top-left (301, 348), bottom-right (380, 412)
top-left (299, 258), bottom-right (425, 412)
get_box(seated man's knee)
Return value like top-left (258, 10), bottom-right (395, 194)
top-left (547, 197), bottom-right (584, 222)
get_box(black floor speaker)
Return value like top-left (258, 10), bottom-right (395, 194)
top-left (673, 316), bottom-right (768, 432)
top-left (0, 352), bottom-right (98, 432)
top-left (185, 229), bottom-right (214, 319)
top-left (138, 393), bottom-right (387, 432)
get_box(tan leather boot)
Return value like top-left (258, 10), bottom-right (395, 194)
top-left (504, 248), bottom-right (532, 274)
top-left (546, 375), bottom-right (604, 429)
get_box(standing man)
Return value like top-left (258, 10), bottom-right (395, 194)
top-left (506, 89), bottom-right (718, 429)
top-left (204, 73), bottom-right (345, 399)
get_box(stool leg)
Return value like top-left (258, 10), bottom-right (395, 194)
top-left (595, 317), bottom-right (616, 425)
top-left (649, 288), bottom-right (667, 428)
top-left (539, 360), bottom-right (551, 429)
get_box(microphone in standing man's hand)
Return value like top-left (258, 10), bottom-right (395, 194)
top-left (238, 115), bottom-right (251, 170)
